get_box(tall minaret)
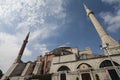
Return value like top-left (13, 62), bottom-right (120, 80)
top-left (1, 32), bottom-right (30, 80)
top-left (15, 32), bottom-right (30, 63)
top-left (83, 4), bottom-right (120, 55)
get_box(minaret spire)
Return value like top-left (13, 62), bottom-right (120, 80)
top-left (83, 3), bottom-right (108, 38)
top-left (83, 4), bottom-right (94, 16)
top-left (1, 32), bottom-right (30, 80)
top-left (15, 32), bottom-right (30, 63)
top-left (83, 4), bottom-right (120, 55)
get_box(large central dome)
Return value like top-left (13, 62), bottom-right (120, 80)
top-left (51, 47), bottom-right (73, 56)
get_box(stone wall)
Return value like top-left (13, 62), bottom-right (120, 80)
top-left (52, 54), bottom-right (76, 64)
top-left (50, 54), bottom-right (120, 73)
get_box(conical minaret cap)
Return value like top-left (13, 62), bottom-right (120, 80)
top-left (83, 3), bottom-right (94, 16)
top-left (24, 32), bottom-right (30, 42)
top-left (19, 32), bottom-right (30, 56)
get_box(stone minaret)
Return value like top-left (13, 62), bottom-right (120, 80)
top-left (1, 32), bottom-right (30, 80)
top-left (15, 32), bottom-right (30, 63)
top-left (83, 4), bottom-right (120, 55)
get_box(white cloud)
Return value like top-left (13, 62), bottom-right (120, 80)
top-left (0, 0), bottom-right (66, 29)
top-left (100, 0), bottom-right (120, 33)
top-left (0, 32), bottom-right (32, 72)
top-left (101, 0), bottom-right (120, 4)
top-left (30, 23), bottom-right (58, 40)
top-left (0, 0), bottom-right (66, 73)
top-left (34, 44), bottom-right (49, 55)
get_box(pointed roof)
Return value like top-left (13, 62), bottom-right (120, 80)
top-left (24, 32), bottom-right (30, 42)
top-left (83, 3), bottom-right (88, 10)
top-left (19, 32), bottom-right (30, 55)
top-left (83, 3), bottom-right (93, 16)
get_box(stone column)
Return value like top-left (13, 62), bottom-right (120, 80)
top-left (90, 70), bottom-right (94, 80)
top-left (78, 71), bottom-right (82, 80)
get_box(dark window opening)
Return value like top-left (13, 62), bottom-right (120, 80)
top-left (100, 60), bottom-right (120, 80)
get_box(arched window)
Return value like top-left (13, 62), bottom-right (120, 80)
top-left (58, 66), bottom-right (70, 80)
top-left (100, 60), bottom-right (119, 67)
top-left (100, 60), bottom-right (120, 80)
top-left (77, 63), bottom-right (92, 70)
top-left (57, 66), bottom-right (70, 71)
top-left (60, 73), bottom-right (66, 80)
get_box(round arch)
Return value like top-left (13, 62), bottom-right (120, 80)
top-left (77, 63), bottom-right (93, 80)
top-left (100, 60), bottom-right (120, 80)
top-left (77, 63), bottom-right (93, 70)
top-left (100, 60), bottom-right (119, 68)
top-left (57, 65), bottom-right (71, 72)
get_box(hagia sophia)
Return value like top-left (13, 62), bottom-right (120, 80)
top-left (1, 4), bottom-right (120, 80)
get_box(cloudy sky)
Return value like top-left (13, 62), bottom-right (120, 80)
top-left (0, 0), bottom-right (120, 73)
